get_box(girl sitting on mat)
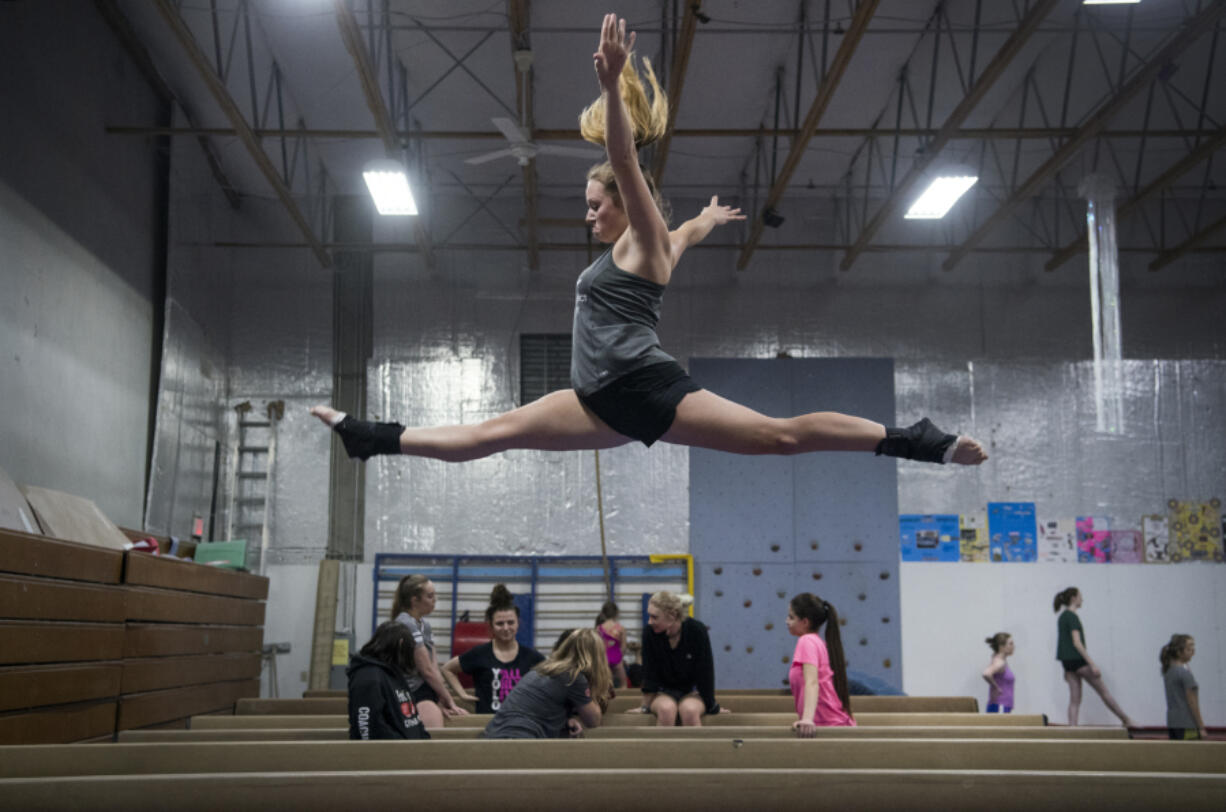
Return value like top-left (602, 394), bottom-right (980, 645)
top-left (982, 632), bottom-right (1015, 713)
top-left (310, 14), bottom-right (986, 473)
top-left (482, 627), bottom-right (612, 739)
top-left (1161, 634), bottom-right (1207, 740)
top-left (441, 583), bottom-right (545, 714)
top-left (1054, 587), bottom-right (1134, 727)
top-left (391, 574), bottom-right (467, 728)
top-left (786, 593), bottom-right (854, 737)
top-left (595, 600), bottom-right (629, 688)
top-left (636, 591), bottom-right (726, 725)
top-left (347, 621), bottom-right (429, 740)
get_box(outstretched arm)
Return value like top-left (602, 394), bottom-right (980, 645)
top-left (670, 196), bottom-right (745, 266)
top-left (593, 16), bottom-right (670, 264)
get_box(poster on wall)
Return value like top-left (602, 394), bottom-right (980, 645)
top-left (988, 502), bottom-right (1037, 563)
top-left (1037, 517), bottom-right (1077, 563)
top-left (1142, 514), bottom-right (1171, 563)
top-left (899, 514), bottom-right (960, 562)
top-left (959, 513), bottom-right (988, 562)
top-left (1076, 516), bottom-right (1112, 563)
top-left (1166, 499), bottom-right (1223, 563)
top-left (1109, 529), bottom-right (1144, 563)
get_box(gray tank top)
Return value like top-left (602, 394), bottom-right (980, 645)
top-left (570, 249), bottom-right (676, 396)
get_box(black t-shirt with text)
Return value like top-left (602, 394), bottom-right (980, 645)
top-left (458, 642), bottom-right (546, 713)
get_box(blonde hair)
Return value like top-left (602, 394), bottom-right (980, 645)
top-left (390, 574), bottom-right (431, 619)
top-left (536, 627), bottom-right (613, 712)
top-left (649, 591), bottom-right (693, 622)
top-left (587, 161), bottom-right (671, 223)
top-left (579, 54), bottom-right (669, 149)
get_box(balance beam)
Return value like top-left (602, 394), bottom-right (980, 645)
top-left (3, 768), bottom-right (1223, 811)
top-left (442, 712), bottom-right (1046, 728)
top-left (197, 711), bottom-right (1044, 730)
top-left (118, 725), bottom-right (1128, 743)
top-left (5, 739), bottom-right (1222, 778)
top-left (292, 693), bottom-right (978, 714)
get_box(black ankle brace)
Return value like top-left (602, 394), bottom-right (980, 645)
top-left (875, 417), bottom-right (956, 464)
top-left (333, 416), bottom-right (405, 461)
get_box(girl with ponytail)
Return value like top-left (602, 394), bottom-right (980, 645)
top-left (785, 593), bottom-right (854, 736)
top-left (1160, 634), bottom-right (1206, 740)
top-left (441, 584), bottom-right (544, 714)
top-left (1053, 586), bottom-right (1134, 728)
top-left (390, 574), bottom-right (466, 728)
top-left (982, 633), bottom-right (1015, 713)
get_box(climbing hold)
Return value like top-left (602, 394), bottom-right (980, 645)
top-left (715, 590), bottom-right (723, 597)
top-left (776, 590), bottom-right (786, 599)
top-left (858, 593), bottom-right (866, 601)
top-left (770, 544), bottom-right (780, 552)
top-left (853, 541), bottom-right (863, 552)
top-left (879, 571), bottom-right (889, 580)
top-left (746, 646), bottom-right (754, 653)
top-left (859, 638), bottom-right (867, 646)
top-left (881, 616), bottom-right (890, 624)
top-left (812, 572), bottom-right (822, 580)
top-left (810, 541), bottom-right (819, 551)
top-left (713, 567), bottom-right (723, 575)
top-left (883, 658), bottom-right (892, 668)
top-left (752, 568), bottom-right (762, 576)
top-left (724, 644), bottom-right (732, 652)
top-left (743, 599), bottom-right (752, 608)
top-left (764, 622), bottom-right (773, 631)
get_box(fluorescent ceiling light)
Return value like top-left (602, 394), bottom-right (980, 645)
top-left (363, 159), bottom-right (418, 215)
top-left (1083, 1), bottom-right (1140, 5)
top-left (904, 175), bottom-right (978, 220)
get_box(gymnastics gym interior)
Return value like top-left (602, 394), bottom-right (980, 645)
top-left (1, 0), bottom-right (1224, 809)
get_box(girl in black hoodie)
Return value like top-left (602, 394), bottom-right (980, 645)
top-left (347, 621), bottom-right (430, 740)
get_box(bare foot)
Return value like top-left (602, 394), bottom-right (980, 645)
top-left (309, 405), bottom-right (344, 427)
top-left (951, 436), bottom-right (988, 465)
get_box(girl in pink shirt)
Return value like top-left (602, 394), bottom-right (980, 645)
top-left (786, 593), bottom-right (855, 736)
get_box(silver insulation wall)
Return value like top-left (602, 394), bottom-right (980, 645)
top-left (155, 186), bottom-right (1226, 563)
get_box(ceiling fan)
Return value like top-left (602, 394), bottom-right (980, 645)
top-left (465, 50), bottom-right (603, 167)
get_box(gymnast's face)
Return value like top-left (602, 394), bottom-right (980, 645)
top-left (1003, 637), bottom-right (1015, 656)
top-left (490, 609), bottom-right (519, 643)
top-left (785, 609), bottom-right (811, 637)
top-left (1183, 638), bottom-right (1196, 662)
top-left (411, 581), bottom-right (437, 616)
top-left (585, 180), bottom-right (627, 244)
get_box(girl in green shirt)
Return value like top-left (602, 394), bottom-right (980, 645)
top-left (1053, 587), bottom-right (1134, 727)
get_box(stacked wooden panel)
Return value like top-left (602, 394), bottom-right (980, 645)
top-left (118, 552), bottom-right (266, 731)
top-left (0, 528), bottom-right (127, 743)
top-left (0, 528), bottom-right (269, 742)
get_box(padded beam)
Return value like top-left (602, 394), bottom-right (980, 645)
top-left (3, 769), bottom-right (1222, 810)
top-left (123, 554), bottom-right (268, 600)
top-left (120, 654), bottom-right (261, 694)
top-left (118, 679), bottom-right (259, 731)
top-left (0, 621), bottom-right (125, 665)
top-left (124, 587), bottom-right (265, 626)
top-left (0, 662), bottom-right (122, 712)
top-left (288, 694), bottom-right (980, 713)
top-left (122, 725), bottom-right (1127, 743)
top-left (4, 739), bottom-right (1223, 778)
top-left (0, 574), bottom-right (126, 622)
top-left (0, 700), bottom-right (117, 745)
top-left (0, 529), bottom-right (124, 583)
top-left (443, 712), bottom-right (1045, 728)
top-left (124, 624), bottom-right (262, 658)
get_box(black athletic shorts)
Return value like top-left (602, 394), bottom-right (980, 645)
top-left (1061, 658), bottom-right (1089, 673)
top-left (412, 682), bottom-right (440, 705)
top-left (577, 361), bottom-right (701, 447)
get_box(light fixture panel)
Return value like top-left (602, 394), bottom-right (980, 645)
top-left (904, 176), bottom-right (979, 220)
top-left (363, 160), bottom-right (419, 216)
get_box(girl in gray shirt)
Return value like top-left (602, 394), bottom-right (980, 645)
top-left (1161, 634), bottom-right (1207, 740)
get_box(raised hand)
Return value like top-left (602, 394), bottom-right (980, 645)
top-left (701, 195), bottom-right (746, 226)
top-left (593, 13), bottom-right (636, 90)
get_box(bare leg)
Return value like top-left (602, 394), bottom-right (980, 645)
top-left (416, 700), bottom-right (444, 730)
top-left (662, 390), bottom-right (987, 464)
top-left (1065, 671), bottom-right (1082, 726)
top-left (650, 694), bottom-right (679, 727)
top-left (678, 694), bottom-right (705, 727)
top-left (612, 662), bottom-right (628, 689)
top-left (311, 390), bottom-right (628, 462)
top-left (1080, 667), bottom-right (1135, 727)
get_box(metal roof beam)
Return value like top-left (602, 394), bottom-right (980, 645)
top-left (941, 2), bottom-right (1226, 272)
top-left (736, 0), bottom-right (880, 271)
top-left (1045, 125), bottom-right (1226, 271)
top-left (334, 0), bottom-right (434, 269)
top-left (839, 0), bottom-right (1059, 271)
top-left (152, 0), bottom-right (330, 267)
top-left (650, 0), bottom-right (701, 182)
top-left (1148, 211), bottom-right (1226, 272)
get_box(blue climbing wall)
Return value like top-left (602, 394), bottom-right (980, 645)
top-left (689, 358), bottom-right (902, 691)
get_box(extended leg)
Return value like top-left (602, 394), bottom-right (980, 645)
top-left (311, 389), bottom-right (628, 462)
top-left (1081, 669), bottom-right (1135, 727)
top-left (662, 390), bottom-right (987, 464)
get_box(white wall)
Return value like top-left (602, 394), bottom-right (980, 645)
top-left (900, 561), bottom-right (1226, 726)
